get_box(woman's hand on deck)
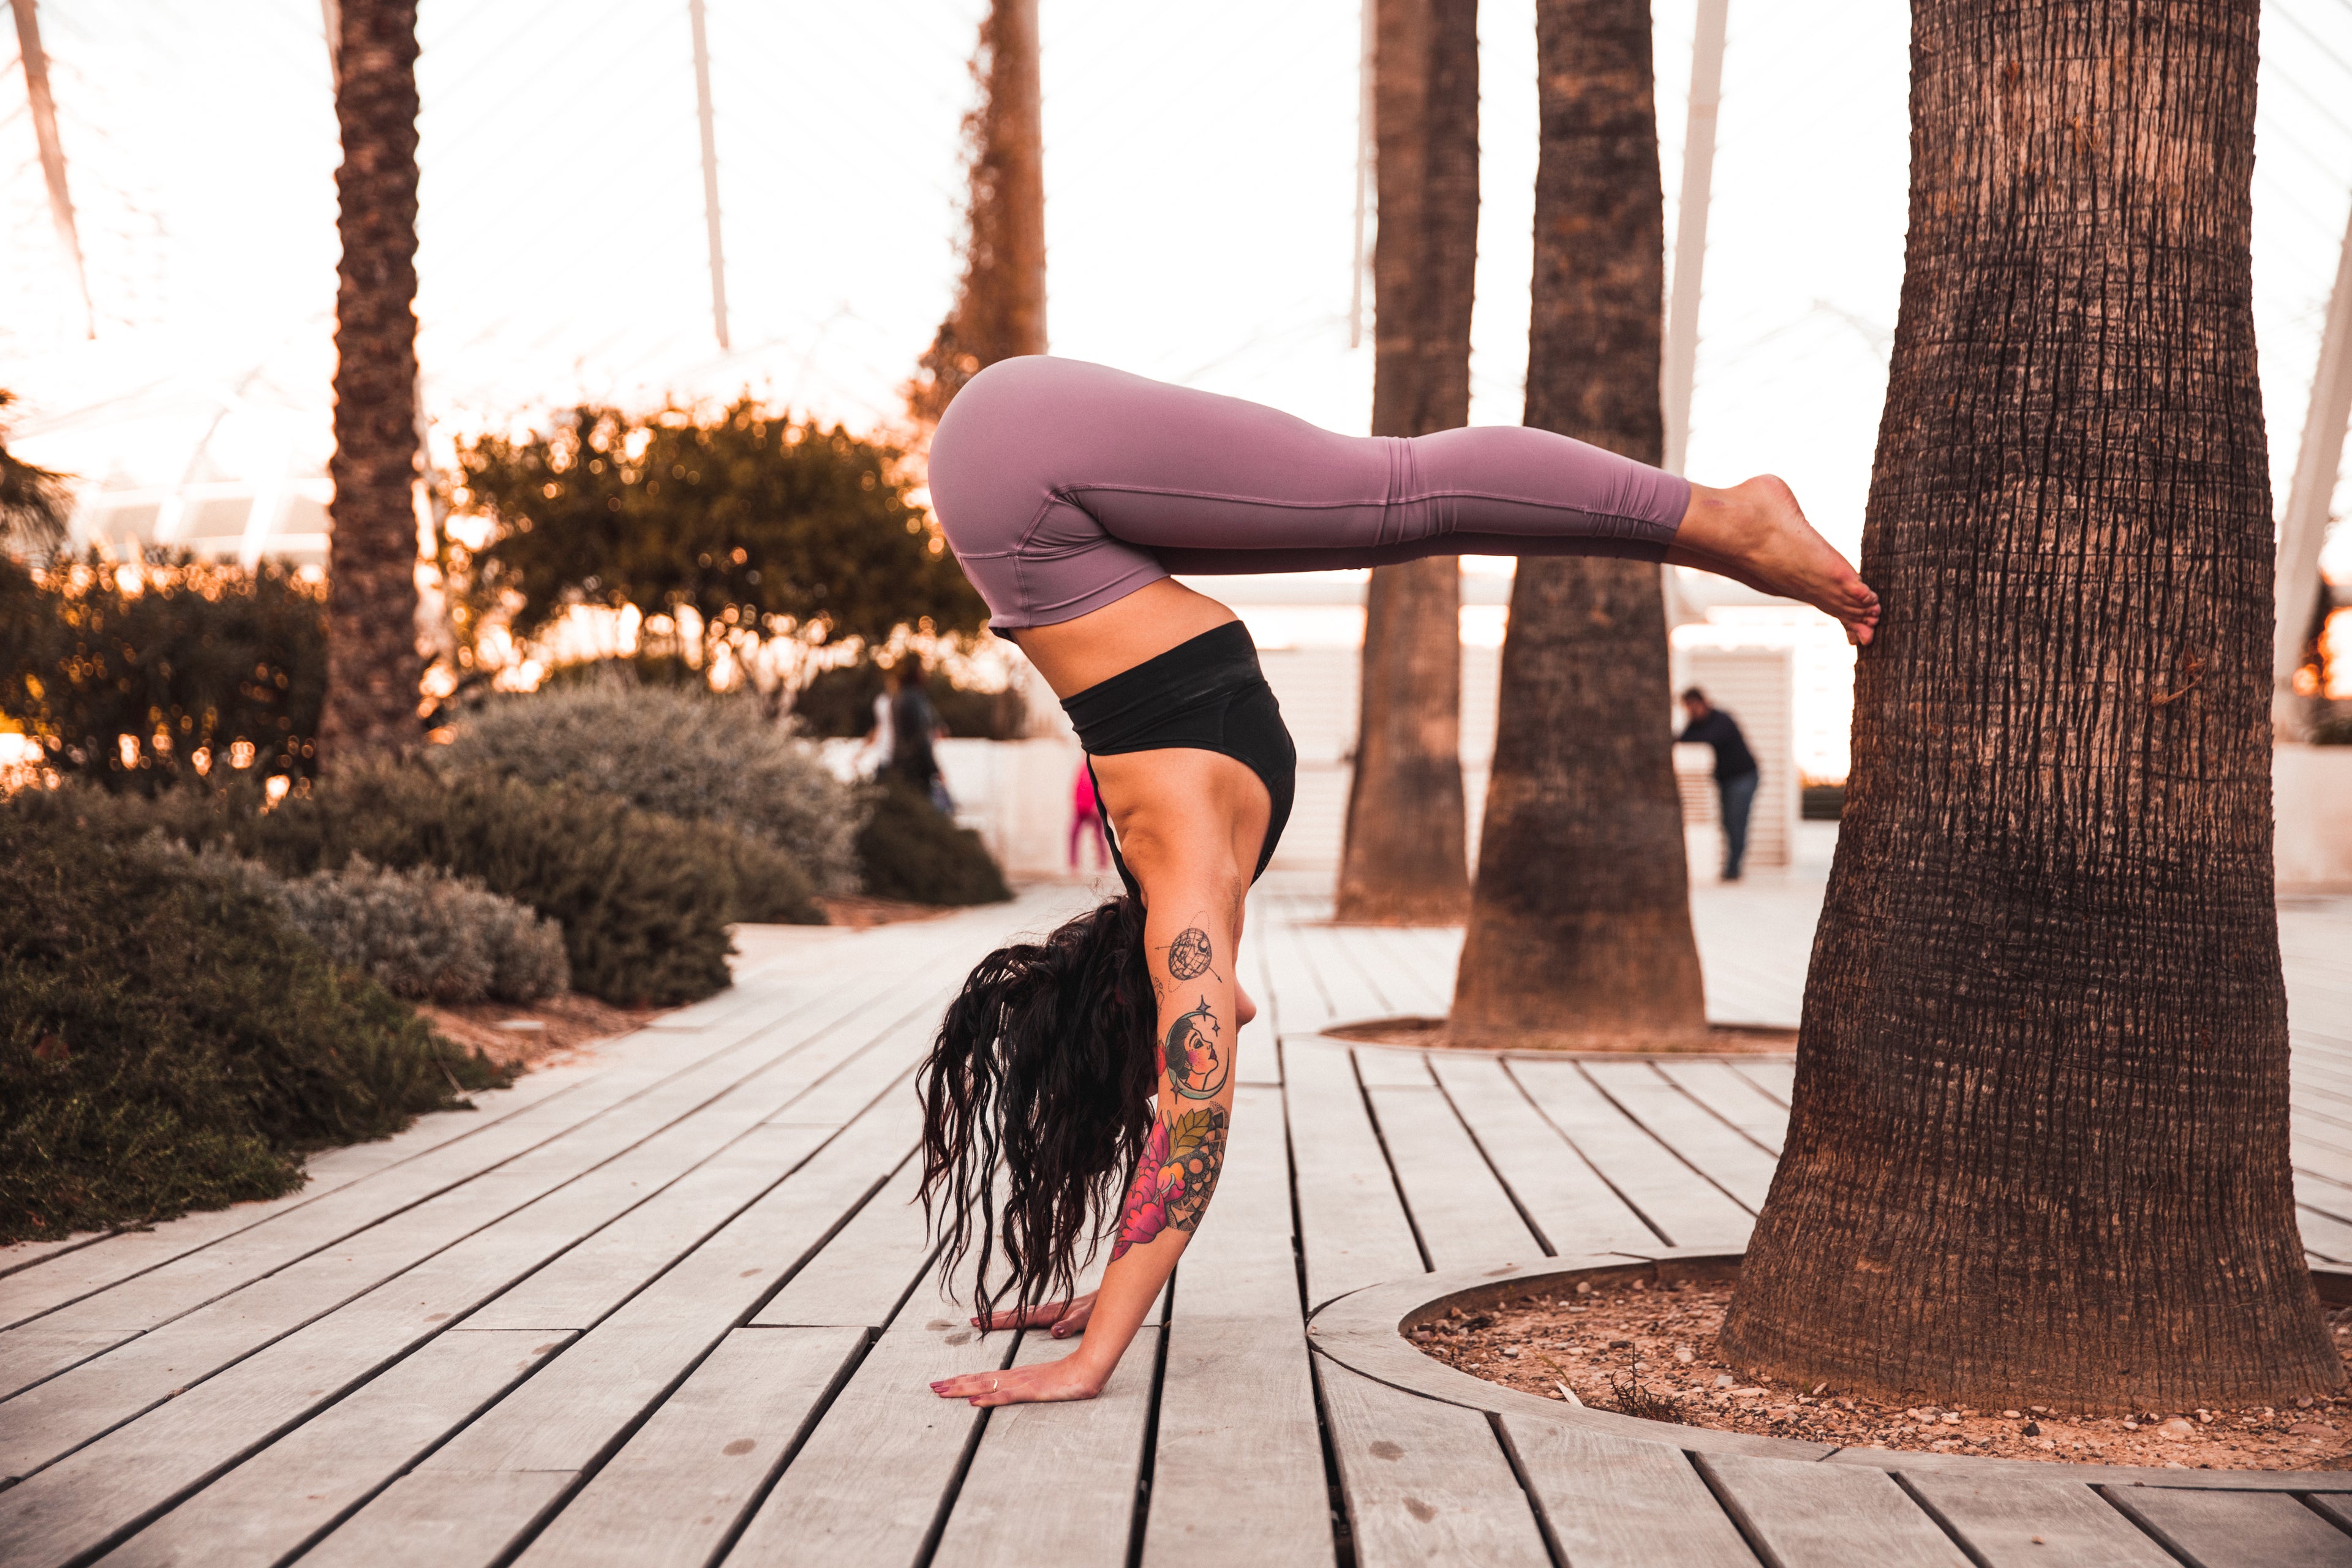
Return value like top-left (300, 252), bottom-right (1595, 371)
top-left (970, 1289), bottom-right (1096, 1338)
top-left (931, 1352), bottom-right (1107, 1407)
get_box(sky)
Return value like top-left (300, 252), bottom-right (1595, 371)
top-left (3, 0), bottom-right (2350, 582)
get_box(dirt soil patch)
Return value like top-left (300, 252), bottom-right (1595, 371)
top-left (1417, 1278), bottom-right (2352, 1471)
top-left (1324, 1016), bottom-right (1798, 1054)
top-left (818, 895), bottom-right (960, 930)
top-left (418, 993), bottom-right (661, 1074)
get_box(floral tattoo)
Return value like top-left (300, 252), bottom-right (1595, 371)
top-left (1111, 1104), bottom-right (1229, 1259)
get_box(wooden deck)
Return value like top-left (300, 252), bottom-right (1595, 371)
top-left (4, 872), bottom-right (2352, 1567)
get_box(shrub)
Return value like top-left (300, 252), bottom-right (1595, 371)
top-left (436, 678), bottom-right (860, 895)
top-left (0, 816), bottom-right (507, 1243)
top-left (0, 550), bottom-right (325, 793)
top-left (193, 851), bottom-right (569, 1005)
top-left (855, 779), bottom-right (1011, 906)
top-left (10, 767), bottom-right (801, 1006)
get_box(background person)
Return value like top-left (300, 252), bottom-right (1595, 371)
top-left (1070, 759), bottom-right (1110, 873)
top-left (1678, 686), bottom-right (1759, 881)
top-left (886, 663), bottom-right (952, 813)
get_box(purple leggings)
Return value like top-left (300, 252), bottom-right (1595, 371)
top-left (927, 356), bottom-right (1691, 630)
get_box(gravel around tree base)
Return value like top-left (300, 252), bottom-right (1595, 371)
top-left (1419, 1279), bottom-right (2352, 1471)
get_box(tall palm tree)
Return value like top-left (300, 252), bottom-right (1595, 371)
top-left (318, 0), bottom-right (425, 769)
top-left (910, 0), bottom-right (1046, 424)
top-left (1335, 0), bottom-right (1479, 926)
top-left (1719, 0), bottom-right (2337, 1409)
top-left (1447, 0), bottom-right (1706, 1047)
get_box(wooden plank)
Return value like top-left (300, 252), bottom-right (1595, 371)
top-left (299, 1469), bottom-right (575, 1568)
top-left (930, 1327), bottom-right (1159, 1568)
top-left (1283, 1040), bottom-right (1425, 1308)
top-left (464, 1122), bottom-right (837, 1332)
top-left (510, 1326), bottom-right (865, 1568)
top-left (2106, 1486), bottom-right (2352, 1568)
top-left (1297, 921), bottom-right (1397, 1025)
top-left (1900, 1473), bottom-right (2176, 1567)
top-left (0, 1231), bottom-right (111, 1282)
top-left (1730, 1060), bottom-right (1796, 1106)
top-left (0, 1060), bottom-right (640, 1387)
top-left (1142, 1317), bottom-right (1333, 1568)
top-left (1579, 1061), bottom-right (1778, 1211)
top-left (1236, 897), bottom-right (1283, 1086)
top-left (99, 1331), bottom-right (570, 1568)
top-left (1426, 1054), bottom-right (1658, 1256)
top-left (1506, 1061), bottom-right (1755, 1249)
top-left (1176, 1084), bottom-right (1305, 1321)
top-left (1650, 1060), bottom-right (1790, 1154)
top-left (0, 1008), bottom-right (893, 1476)
top-left (0, 1312), bottom-right (552, 1568)
top-left (0, 976), bottom-right (888, 1399)
top-left (466, 998), bottom-right (937, 1332)
top-left (0, 1061), bottom-right (598, 1329)
top-left (1261, 910), bottom-right (1336, 1040)
top-left (1353, 1046), bottom-right (1435, 1087)
top-left (0, 1096), bottom-right (884, 1550)
top-left (1697, 1454), bottom-right (1972, 1567)
top-left (424, 1107), bottom-right (922, 1485)
top-left (1363, 1085), bottom-right (1541, 1270)
top-left (0, 925), bottom-right (948, 1344)
top-left (723, 1322), bottom-right (1016, 1566)
top-left (2302, 1204), bottom-right (2352, 1265)
top-left (1317, 1356), bottom-right (1550, 1568)
top-left (1498, 1413), bottom-right (1757, 1567)
top-left (754, 1155), bottom-right (932, 1328)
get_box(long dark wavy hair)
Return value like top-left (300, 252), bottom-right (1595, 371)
top-left (918, 895), bottom-right (1158, 1328)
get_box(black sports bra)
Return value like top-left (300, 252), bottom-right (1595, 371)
top-left (1060, 621), bottom-right (1297, 897)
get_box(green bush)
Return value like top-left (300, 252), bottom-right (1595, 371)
top-left (11, 767), bottom-right (812, 1005)
top-left (192, 851), bottom-right (570, 1004)
top-left (435, 677), bottom-right (860, 894)
top-left (0, 816), bottom-right (507, 1244)
top-left (854, 779), bottom-right (1011, 906)
top-left (0, 551), bottom-right (325, 793)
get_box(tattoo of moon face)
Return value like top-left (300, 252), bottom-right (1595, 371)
top-left (1162, 995), bottom-right (1228, 1099)
top-left (1166, 925), bottom-right (1213, 981)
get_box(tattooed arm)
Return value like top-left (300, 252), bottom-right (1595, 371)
top-left (932, 899), bottom-right (1243, 1408)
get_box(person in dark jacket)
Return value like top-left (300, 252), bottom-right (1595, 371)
top-left (886, 665), bottom-right (953, 814)
top-left (1678, 687), bottom-right (1759, 880)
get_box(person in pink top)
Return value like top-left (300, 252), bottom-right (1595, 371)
top-left (1069, 759), bottom-right (1109, 873)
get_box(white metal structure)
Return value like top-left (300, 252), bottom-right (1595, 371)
top-left (2277, 196), bottom-right (2352, 732)
top-left (1662, 0), bottom-right (1729, 477)
top-left (688, 0), bottom-right (731, 352)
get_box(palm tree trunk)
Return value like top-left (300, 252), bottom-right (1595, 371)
top-left (318, 0), bottom-right (424, 770)
top-left (911, 0), bottom-right (1047, 423)
top-left (1719, 0), bottom-right (2337, 1410)
top-left (1337, 0), bottom-right (1480, 926)
top-left (1447, 0), bottom-right (1706, 1047)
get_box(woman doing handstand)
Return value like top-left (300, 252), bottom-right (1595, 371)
top-left (918, 356), bottom-right (1877, 1408)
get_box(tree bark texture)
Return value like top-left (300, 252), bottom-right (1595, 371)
top-left (911, 0), bottom-right (1047, 423)
top-left (1449, 0), bottom-right (1706, 1046)
top-left (320, 0), bottom-right (425, 771)
top-left (1336, 0), bottom-right (1480, 926)
top-left (1719, 0), bottom-right (2336, 1411)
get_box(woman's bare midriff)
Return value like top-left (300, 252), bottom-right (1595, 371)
top-left (1003, 579), bottom-right (1239, 699)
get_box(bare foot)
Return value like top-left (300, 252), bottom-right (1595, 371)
top-left (1665, 476), bottom-right (1881, 646)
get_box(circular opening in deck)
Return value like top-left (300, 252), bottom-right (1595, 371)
top-left (1386, 1255), bottom-right (2352, 1474)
